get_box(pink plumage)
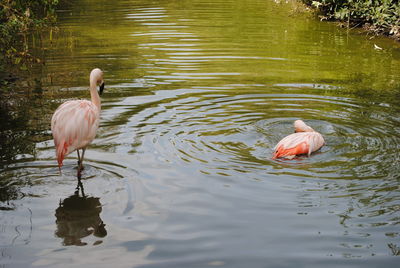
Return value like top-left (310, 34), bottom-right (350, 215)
top-left (51, 68), bottom-right (104, 175)
top-left (272, 120), bottom-right (325, 159)
top-left (51, 100), bottom-right (100, 166)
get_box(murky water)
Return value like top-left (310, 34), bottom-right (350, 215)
top-left (1, 0), bottom-right (400, 267)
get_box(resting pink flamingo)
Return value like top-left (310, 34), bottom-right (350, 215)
top-left (51, 68), bottom-right (105, 177)
top-left (272, 120), bottom-right (325, 159)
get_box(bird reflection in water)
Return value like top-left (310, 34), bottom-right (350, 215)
top-left (55, 183), bottom-right (107, 246)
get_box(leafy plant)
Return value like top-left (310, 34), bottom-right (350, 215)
top-left (0, 0), bottom-right (59, 66)
top-left (303, 0), bottom-right (400, 38)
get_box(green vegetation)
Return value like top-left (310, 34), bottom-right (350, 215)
top-left (302, 0), bottom-right (400, 39)
top-left (0, 0), bottom-right (59, 69)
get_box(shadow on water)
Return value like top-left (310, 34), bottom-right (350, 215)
top-left (55, 182), bottom-right (107, 246)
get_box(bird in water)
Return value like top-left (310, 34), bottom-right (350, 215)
top-left (272, 120), bottom-right (325, 160)
top-left (51, 68), bottom-right (105, 178)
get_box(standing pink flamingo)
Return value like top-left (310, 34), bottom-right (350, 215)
top-left (51, 68), bottom-right (105, 177)
top-left (272, 120), bottom-right (325, 159)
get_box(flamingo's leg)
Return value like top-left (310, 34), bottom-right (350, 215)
top-left (77, 149), bottom-right (81, 166)
top-left (75, 149), bottom-right (84, 193)
top-left (77, 148), bottom-right (86, 178)
top-left (78, 148), bottom-right (86, 173)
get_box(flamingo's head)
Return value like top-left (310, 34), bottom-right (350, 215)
top-left (294, 120), bottom-right (314, 132)
top-left (90, 68), bottom-right (105, 95)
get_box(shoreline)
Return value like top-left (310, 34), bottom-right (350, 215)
top-left (298, 0), bottom-right (400, 42)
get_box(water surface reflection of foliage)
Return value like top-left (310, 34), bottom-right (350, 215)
top-left (0, 90), bottom-right (52, 167)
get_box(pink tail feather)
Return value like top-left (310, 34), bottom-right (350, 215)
top-left (272, 142), bottom-right (309, 159)
top-left (56, 140), bottom-right (68, 168)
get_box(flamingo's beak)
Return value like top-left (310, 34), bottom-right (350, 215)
top-left (99, 81), bottom-right (105, 95)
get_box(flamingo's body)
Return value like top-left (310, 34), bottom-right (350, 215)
top-left (51, 68), bottom-right (104, 176)
top-left (272, 120), bottom-right (324, 159)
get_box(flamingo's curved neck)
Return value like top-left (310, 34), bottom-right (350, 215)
top-left (89, 77), bottom-right (101, 110)
top-left (294, 120), bottom-right (314, 132)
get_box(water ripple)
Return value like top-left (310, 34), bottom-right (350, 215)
top-left (101, 86), bottom-right (400, 182)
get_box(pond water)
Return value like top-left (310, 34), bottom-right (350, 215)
top-left (1, 0), bottom-right (400, 267)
